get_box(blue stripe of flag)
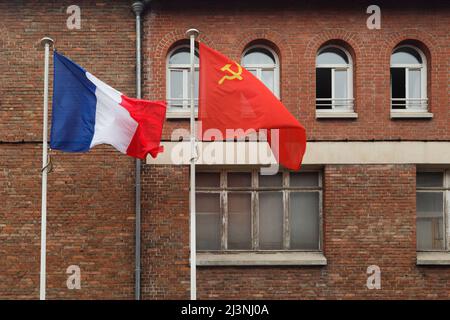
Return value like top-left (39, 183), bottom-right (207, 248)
top-left (50, 51), bottom-right (97, 152)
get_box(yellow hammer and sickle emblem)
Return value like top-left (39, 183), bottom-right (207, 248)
top-left (218, 62), bottom-right (243, 85)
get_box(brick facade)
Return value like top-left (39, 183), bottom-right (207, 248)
top-left (1, 0), bottom-right (449, 299)
top-left (145, 0), bottom-right (449, 141)
top-left (1, 0), bottom-right (137, 299)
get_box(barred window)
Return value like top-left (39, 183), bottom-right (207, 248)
top-left (242, 46), bottom-right (280, 98)
top-left (196, 170), bottom-right (322, 252)
top-left (416, 171), bottom-right (449, 251)
top-left (316, 45), bottom-right (354, 111)
top-left (391, 45), bottom-right (428, 111)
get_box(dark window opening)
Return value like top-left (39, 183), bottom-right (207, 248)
top-left (391, 68), bottom-right (406, 109)
top-left (316, 68), bottom-right (332, 109)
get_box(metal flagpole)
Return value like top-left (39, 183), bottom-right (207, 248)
top-left (186, 28), bottom-right (199, 300)
top-left (131, 1), bottom-right (145, 301)
top-left (39, 36), bottom-right (54, 300)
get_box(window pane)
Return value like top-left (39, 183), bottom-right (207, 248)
top-left (316, 48), bottom-right (349, 65)
top-left (316, 68), bottom-right (332, 109)
top-left (169, 70), bottom-right (183, 101)
top-left (197, 172), bottom-right (220, 188)
top-left (169, 48), bottom-right (199, 64)
top-left (228, 193), bottom-right (252, 249)
top-left (290, 192), bottom-right (320, 250)
top-left (169, 49), bottom-right (190, 64)
top-left (417, 218), bottom-right (444, 250)
top-left (416, 178), bottom-right (445, 250)
top-left (417, 172), bottom-right (444, 188)
top-left (228, 172), bottom-right (252, 188)
top-left (188, 69), bottom-right (199, 100)
top-left (195, 69), bottom-right (199, 99)
top-left (242, 48), bottom-right (275, 65)
top-left (290, 172), bottom-right (319, 187)
top-left (391, 47), bottom-right (422, 65)
top-left (408, 69), bottom-right (421, 100)
top-left (334, 69), bottom-right (348, 100)
top-left (196, 193), bottom-right (221, 250)
top-left (259, 192), bottom-right (283, 249)
top-left (259, 173), bottom-right (283, 187)
top-left (416, 192), bottom-right (444, 218)
top-left (261, 70), bottom-right (275, 93)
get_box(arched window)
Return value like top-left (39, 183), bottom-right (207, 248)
top-left (390, 45), bottom-right (427, 111)
top-left (242, 46), bottom-right (280, 98)
top-left (316, 45), bottom-right (354, 113)
top-left (166, 45), bottom-right (199, 116)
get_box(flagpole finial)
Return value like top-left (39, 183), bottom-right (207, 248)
top-left (186, 29), bottom-right (199, 39)
top-left (132, 1), bottom-right (145, 15)
top-left (40, 37), bottom-right (54, 48)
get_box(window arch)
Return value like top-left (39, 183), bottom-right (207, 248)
top-left (166, 45), bottom-right (199, 116)
top-left (241, 45), bottom-right (280, 98)
top-left (316, 45), bottom-right (354, 112)
top-left (390, 45), bottom-right (427, 111)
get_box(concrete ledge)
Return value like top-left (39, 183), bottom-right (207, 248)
top-left (147, 141), bottom-right (277, 165)
top-left (166, 111), bottom-right (198, 119)
top-left (316, 111), bottom-right (358, 119)
top-left (391, 112), bottom-right (433, 119)
top-left (197, 252), bottom-right (327, 266)
top-left (417, 252), bottom-right (450, 265)
top-left (147, 141), bottom-right (450, 165)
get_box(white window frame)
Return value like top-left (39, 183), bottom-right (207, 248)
top-left (390, 45), bottom-right (431, 118)
top-left (416, 169), bottom-right (450, 253)
top-left (241, 45), bottom-right (280, 99)
top-left (166, 45), bottom-right (199, 119)
top-left (315, 45), bottom-right (356, 118)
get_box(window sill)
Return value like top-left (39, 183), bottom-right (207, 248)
top-left (166, 111), bottom-right (198, 119)
top-left (390, 111), bottom-right (433, 119)
top-left (316, 111), bottom-right (358, 119)
top-left (197, 251), bottom-right (327, 266)
top-left (417, 252), bottom-right (450, 265)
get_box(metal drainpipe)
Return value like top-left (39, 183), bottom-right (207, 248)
top-left (131, 0), bottom-right (148, 301)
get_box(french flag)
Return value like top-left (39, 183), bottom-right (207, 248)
top-left (50, 52), bottom-right (166, 159)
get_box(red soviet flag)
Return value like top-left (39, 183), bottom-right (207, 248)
top-left (199, 43), bottom-right (306, 170)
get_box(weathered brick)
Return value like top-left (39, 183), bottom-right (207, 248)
top-left (1, 0), bottom-right (449, 300)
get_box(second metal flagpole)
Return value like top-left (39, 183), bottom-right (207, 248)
top-left (39, 36), bottom-right (54, 300)
top-left (186, 28), bottom-right (199, 300)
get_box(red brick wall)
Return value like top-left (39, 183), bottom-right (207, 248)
top-left (1, 0), bottom-right (449, 300)
top-left (140, 0), bottom-right (450, 299)
top-left (141, 165), bottom-right (190, 299)
top-left (0, 1), bottom-right (137, 299)
top-left (142, 165), bottom-right (450, 299)
top-left (144, 0), bottom-right (449, 142)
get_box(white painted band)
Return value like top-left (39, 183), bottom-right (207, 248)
top-left (146, 141), bottom-right (450, 166)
